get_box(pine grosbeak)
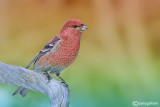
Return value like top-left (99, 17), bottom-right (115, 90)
top-left (12, 19), bottom-right (88, 97)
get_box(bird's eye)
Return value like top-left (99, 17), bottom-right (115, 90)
top-left (72, 25), bottom-right (78, 28)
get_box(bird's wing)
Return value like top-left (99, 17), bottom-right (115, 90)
top-left (26, 36), bottom-right (60, 69)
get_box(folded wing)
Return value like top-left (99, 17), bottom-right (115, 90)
top-left (26, 36), bottom-right (60, 69)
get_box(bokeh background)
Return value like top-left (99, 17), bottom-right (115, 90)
top-left (0, 0), bottom-right (160, 107)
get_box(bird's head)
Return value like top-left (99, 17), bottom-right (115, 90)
top-left (60, 19), bottom-right (88, 38)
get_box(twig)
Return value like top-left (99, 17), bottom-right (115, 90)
top-left (0, 62), bottom-right (70, 107)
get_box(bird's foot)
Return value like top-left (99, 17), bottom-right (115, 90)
top-left (56, 73), bottom-right (68, 87)
top-left (43, 72), bottom-right (52, 83)
top-left (57, 75), bottom-right (68, 87)
top-left (61, 81), bottom-right (69, 87)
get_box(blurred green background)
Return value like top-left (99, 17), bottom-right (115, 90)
top-left (0, 0), bottom-right (160, 107)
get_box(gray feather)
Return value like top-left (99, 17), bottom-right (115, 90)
top-left (26, 36), bottom-right (60, 69)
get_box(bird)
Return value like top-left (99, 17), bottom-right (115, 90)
top-left (12, 19), bottom-right (88, 97)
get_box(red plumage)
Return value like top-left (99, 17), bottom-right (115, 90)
top-left (12, 19), bottom-right (88, 97)
top-left (36, 19), bottom-right (86, 68)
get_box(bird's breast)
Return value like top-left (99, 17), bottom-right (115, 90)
top-left (37, 39), bottom-right (80, 68)
top-left (53, 39), bottom-right (80, 67)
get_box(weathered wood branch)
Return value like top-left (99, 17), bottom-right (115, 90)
top-left (0, 62), bottom-right (70, 107)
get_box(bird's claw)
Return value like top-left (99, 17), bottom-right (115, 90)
top-left (61, 81), bottom-right (69, 87)
top-left (43, 72), bottom-right (52, 83)
top-left (47, 77), bottom-right (52, 83)
top-left (57, 76), bottom-right (68, 87)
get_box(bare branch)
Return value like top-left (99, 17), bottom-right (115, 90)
top-left (0, 62), bottom-right (70, 107)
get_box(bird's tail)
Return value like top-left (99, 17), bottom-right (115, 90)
top-left (12, 87), bottom-right (28, 97)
